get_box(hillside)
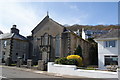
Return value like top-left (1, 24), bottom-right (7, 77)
top-left (66, 25), bottom-right (120, 31)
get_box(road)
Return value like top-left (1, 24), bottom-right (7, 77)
top-left (1, 66), bottom-right (62, 78)
top-left (0, 66), bottom-right (118, 80)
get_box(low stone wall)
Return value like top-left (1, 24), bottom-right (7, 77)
top-left (48, 62), bottom-right (118, 78)
top-left (38, 60), bottom-right (47, 71)
top-left (27, 59), bottom-right (32, 68)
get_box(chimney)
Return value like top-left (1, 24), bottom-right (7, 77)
top-left (11, 25), bottom-right (19, 34)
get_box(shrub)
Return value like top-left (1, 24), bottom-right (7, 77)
top-left (55, 55), bottom-right (83, 67)
top-left (67, 55), bottom-right (83, 66)
top-left (74, 45), bottom-right (82, 57)
top-left (66, 59), bottom-right (78, 66)
top-left (55, 58), bottom-right (78, 66)
top-left (55, 57), bottom-right (67, 65)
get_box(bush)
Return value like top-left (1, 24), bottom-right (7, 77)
top-left (55, 57), bottom-right (67, 65)
top-left (67, 55), bottom-right (83, 66)
top-left (55, 55), bottom-right (83, 66)
top-left (55, 57), bottom-right (78, 66)
top-left (66, 59), bottom-right (78, 66)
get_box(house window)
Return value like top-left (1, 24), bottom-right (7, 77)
top-left (16, 53), bottom-right (18, 56)
top-left (104, 40), bottom-right (116, 48)
top-left (3, 40), bottom-right (7, 48)
top-left (105, 56), bottom-right (118, 65)
top-left (2, 51), bottom-right (5, 58)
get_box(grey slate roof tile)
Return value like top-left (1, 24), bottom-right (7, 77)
top-left (95, 29), bottom-right (120, 39)
top-left (0, 33), bottom-right (27, 40)
top-left (0, 33), bottom-right (14, 39)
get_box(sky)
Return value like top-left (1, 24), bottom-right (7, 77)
top-left (0, 1), bottom-right (118, 36)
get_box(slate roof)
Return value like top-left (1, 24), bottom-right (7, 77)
top-left (0, 33), bottom-right (28, 41)
top-left (0, 33), bottom-right (14, 39)
top-left (95, 29), bottom-right (120, 40)
top-left (13, 34), bottom-right (28, 40)
top-left (0, 30), bottom-right (3, 34)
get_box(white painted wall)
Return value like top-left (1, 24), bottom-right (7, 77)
top-left (48, 62), bottom-right (118, 78)
top-left (97, 39), bottom-right (119, 69)
top-left (118, 40), bottom-right (120, 80)
top-left (82, 28), bottom-right (86, 40)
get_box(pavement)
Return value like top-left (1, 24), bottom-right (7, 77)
top-left (0, 65), bottom-right (86, 78)
top-left (0, 65), bottom-right (119, 80)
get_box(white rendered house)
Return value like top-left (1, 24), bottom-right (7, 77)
top-left (82, 28), bottom-right (108, 40)
top-left (94, 29), bottom-right (120, 69)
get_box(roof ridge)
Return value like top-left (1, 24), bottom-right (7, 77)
top-left (32, 15), bottom-right (49, 32)
top-left (49, 18), bottom-right (65, 28)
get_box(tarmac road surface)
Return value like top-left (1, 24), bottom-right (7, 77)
top-left (0, 65), bottom-right (118, 80)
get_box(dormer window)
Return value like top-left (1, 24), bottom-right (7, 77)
top-left (104, 40), bottom-right (116, 48)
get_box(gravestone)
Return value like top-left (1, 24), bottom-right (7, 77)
top-left (16, 57), bottom-right (23, 67)
top-left (5, 56), bottom-right (12, 66)
top-left (27, 59), bottom-right (32, 68)
top-left (38, 60), bottom-right (46, 71)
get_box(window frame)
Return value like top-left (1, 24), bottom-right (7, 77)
top-left (104, 40), bottom-right (116, 48)
top-left (104, 55), bottom-right (118, 66)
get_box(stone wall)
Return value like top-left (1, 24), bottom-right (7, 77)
top-left (31, 16), bottom-right (97, 66)
top-left (0, 39), bottom-right (11, 62)
top-left (12, 39), bottom-right (29, 62)
top-left (61, 33), bottom-right (69, 57)
top-left (61, 32), bottom-right (97, 66)
top-left (32, 17), bottom-right (65, 62)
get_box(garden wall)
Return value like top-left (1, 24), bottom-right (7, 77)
top-left (48, 62), bottom-right (118, 78)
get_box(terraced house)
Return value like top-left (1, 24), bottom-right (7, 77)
top-left (0, 25), bottom-right (29, 63)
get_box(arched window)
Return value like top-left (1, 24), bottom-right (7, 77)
top-left (55, 35), bottom-right (60, 57)
top-left (43, 33), bottom-right (49, 45)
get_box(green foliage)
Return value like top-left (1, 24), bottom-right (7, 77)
top-left (55, 57), bottom-right (78, 66)
top-left (10, 64), bottom-right (16, 66)
top-left (67, 55), bottom-right (83, 66)
top-left (55, 57), bottom-right (67, 65)
top-left (66, 59), bottom-right (78, 66)
top-left (55, 55), bottom-right (83, 66)
top-left (74, 45), bottom-right (82, 57)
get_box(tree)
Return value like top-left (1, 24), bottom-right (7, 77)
top-left (74, 45), bottom-right (82, 57)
